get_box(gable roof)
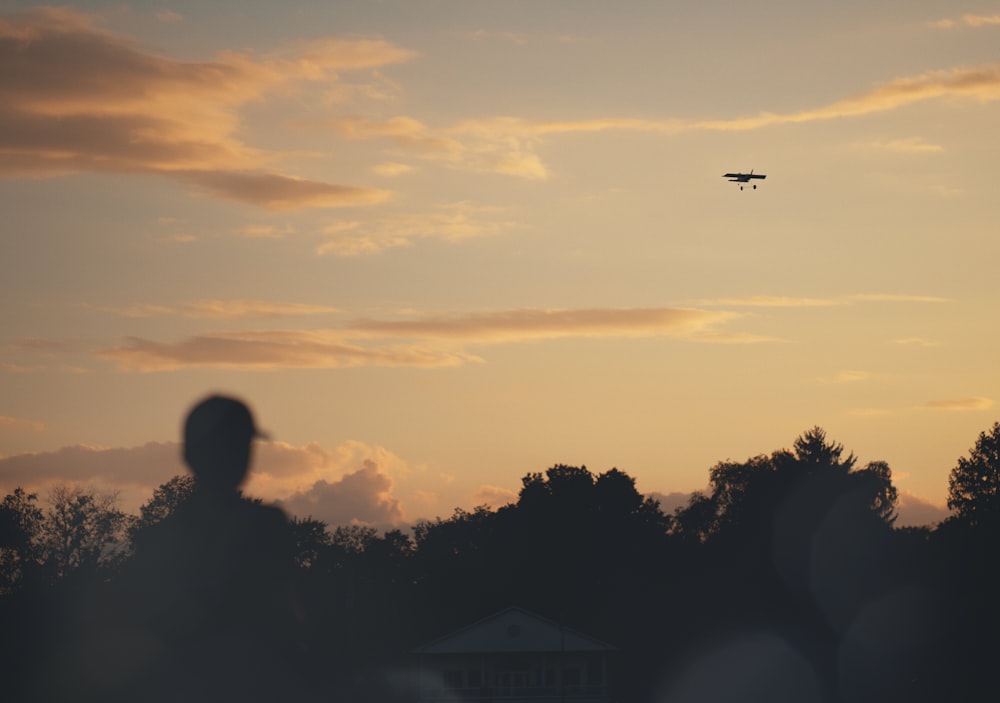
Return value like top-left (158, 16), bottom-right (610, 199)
top-left (412, 606), bottom-right (615, 654)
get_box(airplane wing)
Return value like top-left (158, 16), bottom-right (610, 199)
top-left (748, 174), bottom-right (766, 180)
top-left (722, 173), bottom-right (742, 178)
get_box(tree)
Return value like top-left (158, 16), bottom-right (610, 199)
top-left (0, 488), bottom-right (44, 594)
top-left (289, 515), bottom-right (330, 569)
top-left (947, 421), bottom-right (1000, 528)
top-left (128, 475), bottom-right (196, 545)
top-left (41, 484), bottom-right (129, 579)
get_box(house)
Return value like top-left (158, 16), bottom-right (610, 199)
top-left (411, 606), bottom-right (615, 703)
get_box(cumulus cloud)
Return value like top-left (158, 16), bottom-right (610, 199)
top-left (470, 484), bottom-right (518, 508)
top-left (921, 397), bottom-right (994, 411)
top-left (98, 330), bottom-right (478, 371)
top-left (0, 7), bottom-right (406, 208)
top-left (0, 437), bottom-right (416, 525)
top-left (111, 299), bottom-right (340, 319)
top-left (278, 460), bottom-right (404, 527)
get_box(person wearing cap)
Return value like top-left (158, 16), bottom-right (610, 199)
top-left (101, 395), bottom-right (311, 702)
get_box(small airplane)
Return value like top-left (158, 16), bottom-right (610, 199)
top-left (723, 170), bottom-right (766, 190)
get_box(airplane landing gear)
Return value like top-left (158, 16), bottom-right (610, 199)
top-left (753, 184), bottom-right (756, 189)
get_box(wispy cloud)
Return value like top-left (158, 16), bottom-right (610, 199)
top-left (109, 299), bottom-right (341, 319)
top-left (929, 14), bottom-right (1000, 29)
top-left (98, 330), bottom-right (478, 372)
top-left (699, 293), bottom-right (949, 307)
top-left (700, 296), bottom-right (841, 308)
top-left (95, 305), bottom-right (771, 371)
top-left (324, 62), bottom-right (1000, 179)
top-left (858, 137), bottom-right (945, 153)
top-left (0, 415), bottom-right (45, 432)
top-left (371, 162), bottom-right (414, 177)
top-left (317, 202), bottom-right (521, 256)
top-left (891, 337), bottom-right (941, 347)
top-left (0, 7), bottom-right (407, 208)
top-left (921, 397), bottom-right (994, 411)
top-left (349, 307), bottom-right (746, 343)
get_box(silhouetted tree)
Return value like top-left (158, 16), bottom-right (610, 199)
top-left (0, 488), bottom-right (44, 594)
top-left (41, 485), bottom-right (129, 580)
top-left (129, 475), bottom-right (196, 542)
top-left (289, 516), bottom-right (330, 569)
top-left (947, 421), bottom-right (1000, 528)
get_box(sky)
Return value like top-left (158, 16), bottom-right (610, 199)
top-left (2, 1), bottom-right (999, 529)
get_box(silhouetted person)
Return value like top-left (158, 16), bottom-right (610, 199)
top-left (89, 395), bottom-right (312, 702)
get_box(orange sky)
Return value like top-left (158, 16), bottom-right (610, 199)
top-left (3, 2), bottom-right (1000, 528)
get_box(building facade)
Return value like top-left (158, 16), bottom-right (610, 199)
top-left (412, 606), bottom-right (615, 703)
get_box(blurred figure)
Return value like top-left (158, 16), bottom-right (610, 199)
top-left (95, 395), bottom-right (311, 702)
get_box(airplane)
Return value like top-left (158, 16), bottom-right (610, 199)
top-left (723, 170), bottom-right (766, 190)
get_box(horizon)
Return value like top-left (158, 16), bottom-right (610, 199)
top-left (3, 1), bottom-right (998, 530)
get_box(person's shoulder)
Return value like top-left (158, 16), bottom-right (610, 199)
top-left (239, 497), bottom-right (292, 535)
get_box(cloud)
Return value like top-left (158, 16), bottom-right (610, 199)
top-left (0, 442), bottom-right (186, 507)
top-left (278, 460), bottom-right (404, 527)
top-left (851, 294), bottom-right (950, 304)
top-left (98, 330), bottom-right (478, 371)
top-left (859, 137), bottom-right (944, 153)
top-left (0, 7), bottom-right (409, 208)
top-left (921, 397), bottom-right (994, 411)
top-left (930, 15), bottom-right (1000, 29)
top-left (180, 170), bottom-right (390, 210)
top-left (963, 14), bottom-right (1000, 27)
top-left (317, 202), bottom-right (521, 256)
top-left (895, 491), bottom-right (948, 527)
top-left (0, 415), bottom-right (45, 432)
top-left (371, 162), bottom-right (414, 177)
top-left (470, 484), bottom-right (518, 508)
top-left (323, 62), bottom-right (1000, 179)
top-left (701, 296), bottom-right (842, 308)
top-left (648, 490), bottom-right (695, 515)
top-left (891, 337), bottom-right (941, 347)
top-left (0, 437), bottom-right (416, 525)
top-left (111, 299), bottom-right (341, 319)
top-left (93, 304), bottom-right (771, 372)
top-left (349, 307), bottom-right (744, 343)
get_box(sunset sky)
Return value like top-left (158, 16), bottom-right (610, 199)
top-left (3, 1), bottom-right (999, 528)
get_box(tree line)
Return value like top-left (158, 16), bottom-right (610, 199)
top-left (4, 424), bottom-right (1000, 701)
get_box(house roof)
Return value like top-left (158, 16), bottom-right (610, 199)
top-left (412, 606), bottom-right (615, 654)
